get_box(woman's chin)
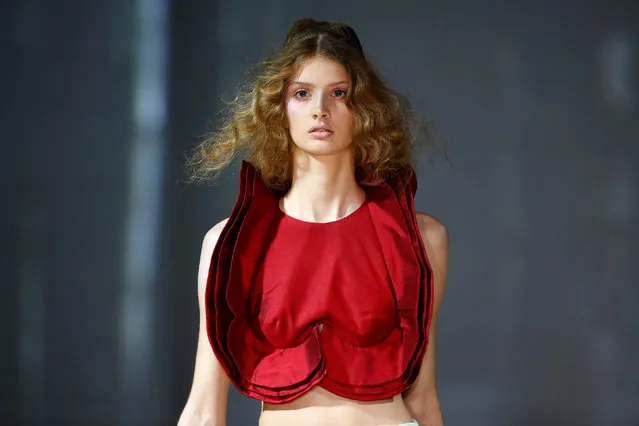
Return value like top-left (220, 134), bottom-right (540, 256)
top-left (292, 139), bottom-right (353, 157)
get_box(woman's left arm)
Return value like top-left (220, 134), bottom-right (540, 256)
top-left (403, 212), bottom-right (449, 426)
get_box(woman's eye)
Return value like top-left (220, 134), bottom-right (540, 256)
top-left (333, 89), bottom-right (347, 97)
top-left (294, 89), bottom-right (310, 99)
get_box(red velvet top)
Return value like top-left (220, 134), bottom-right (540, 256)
top-left (205, 161), bottom-right (434, 404)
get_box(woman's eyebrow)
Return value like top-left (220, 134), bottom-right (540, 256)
top-left (291, 80), bottom-right (349, 87)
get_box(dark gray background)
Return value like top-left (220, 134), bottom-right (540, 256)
top-left (2, 1), bottom-right (638, 425)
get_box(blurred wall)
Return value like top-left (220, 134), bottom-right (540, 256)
top-left (2, 1), bottom-right (638, 425)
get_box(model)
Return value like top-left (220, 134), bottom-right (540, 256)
top-left (178, 18), bottom-right (449, 426)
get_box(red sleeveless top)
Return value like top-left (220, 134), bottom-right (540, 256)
top-left (205, 161), bottom-right (434, 403)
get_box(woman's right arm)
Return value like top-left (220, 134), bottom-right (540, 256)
top-left (178, 219), bottom-right (230, 426)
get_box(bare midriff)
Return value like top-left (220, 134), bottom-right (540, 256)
top-left (259, 386), bottom-right (414, 426)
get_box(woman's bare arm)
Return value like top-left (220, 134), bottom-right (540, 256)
top-left (178, 219), bottom-right (230, 426)
top-left (403, 212), bottom-right (449, 426)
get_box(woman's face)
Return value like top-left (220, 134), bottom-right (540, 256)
top-left (285, 56), bottom-right (355, 157)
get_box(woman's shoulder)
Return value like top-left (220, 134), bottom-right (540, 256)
top-left (415, 212), bottom-right (448, 244)
top-left (197, 218), bottom-right (230, 297)
top-left (415, 212), bottom-right (449, 271)
top-left (203, 218), bottom-right (230, 247)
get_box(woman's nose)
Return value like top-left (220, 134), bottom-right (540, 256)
top-left (312, 94), bottom-right (329, 119)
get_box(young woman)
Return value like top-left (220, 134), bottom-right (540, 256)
top-left (178, 18), bottom-right (448, 426)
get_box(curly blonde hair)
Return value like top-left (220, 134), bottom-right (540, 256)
top-left (185, 18), bottom-right (429, 191)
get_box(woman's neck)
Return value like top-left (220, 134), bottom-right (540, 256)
top-left (281, 151), bottom-right (366, 223)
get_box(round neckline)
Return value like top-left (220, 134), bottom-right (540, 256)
top-left (277, 197), bottom-right (369, 225)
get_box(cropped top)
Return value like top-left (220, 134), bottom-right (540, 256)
top-left (205, 161), bottom-right (434, 404)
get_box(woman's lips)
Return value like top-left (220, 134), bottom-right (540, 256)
top-left (309, 129), bottom-right (333, 139)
